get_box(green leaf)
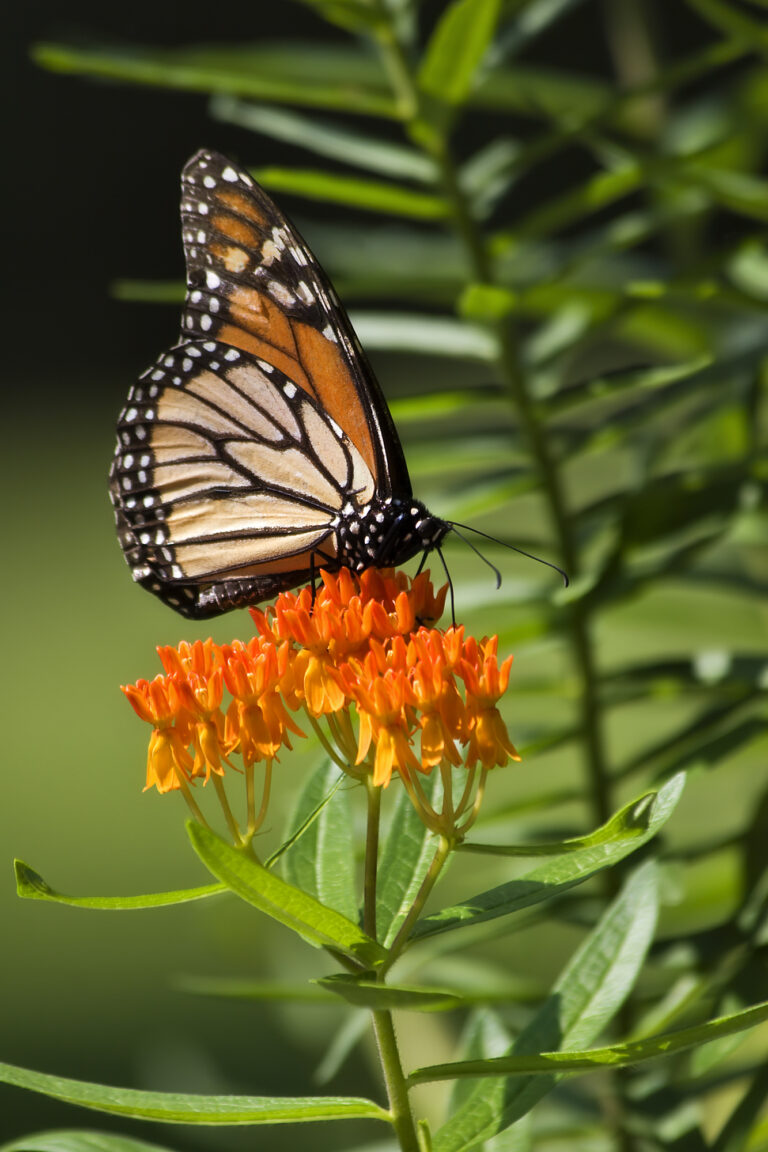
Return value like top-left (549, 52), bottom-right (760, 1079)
top-left (211, 96), bottom-right (438, 183)
top-left (281, 759), bottom-right (358, 921)
top-left (419, 0), bottom-right (502, 108)
top-left (413, 775), bottom-right (684, 942)
top-left (350, 313), bottom-right (497, 360)
top-left (285, 0), bottom-right (384, 33)
top-left (376, 772), bottom-right (440, 945)
top-left (459, 283), bottom-right (518, 322)
top-left (14, 860), bottom-right (224, 909)
top-left (252, 167), bottom-right (449, 219)
top-left (0, 1060), bottom-right (389, 1125)
top-left (187, 823), bottom-right (385, 966)
top-left (414, 997), bottom-right (768, 1081)
top-left (318, 974), bottom-right (462, 1012)
top-left (32, 41), bottom-right (397, 117)
top-left (457, 785), bottom-right (657, 857)
top-left (429, 861), bottom-right (660, 1151)
top-left (0, 1132), bottom-right (176, 1152)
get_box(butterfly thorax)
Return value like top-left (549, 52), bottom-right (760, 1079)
top-left (333, 497), bottom-right (450, 571)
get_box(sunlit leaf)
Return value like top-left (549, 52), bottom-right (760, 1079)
top-left (412, 775), bottom-right (683, 942)
top-left (351, 313), bottom-right (497, 360)
top-left (252, 167), bottom-right (449, 218)
top-left (418, 0), bottom-right (502, 109)
top-left (0, 1059), bottom-right (389, 1125)
top-left (281, 760), bottom-right (358, 920)
top-left (14, 860), bottom-right (224, 909)
top-left (318, 974), bottom-right (462, 1011)
top-left (32, 41), bottom-right (397, 117)
top-left (376, 772), bottom-right (441, 945)
top-left (210, 96), bottom-right (437, 183)
top-left (415, 997), bottom-right (768, 1082)
top-left (429, 862), bottom-right (659, 1150)
top-left (187, 824), bottom-right (385, 966)
top-left (458, 785), bottom-right (657, 857)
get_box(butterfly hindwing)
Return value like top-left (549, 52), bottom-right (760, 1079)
top-left (110, 338), bottom-right (376, 617)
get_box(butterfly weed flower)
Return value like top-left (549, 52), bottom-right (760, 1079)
top-left (122, 569), bottom-right (519, 847)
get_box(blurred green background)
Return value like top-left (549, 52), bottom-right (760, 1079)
top-left (4, 1), bottom-right (768, 1148)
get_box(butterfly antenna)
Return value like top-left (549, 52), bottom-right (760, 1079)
top-left (448, 525), bottom-right (503, 589)
top-left (448, 521), bottom-right (569, 587)
top-left (436, 545), bottom-right (456, 627)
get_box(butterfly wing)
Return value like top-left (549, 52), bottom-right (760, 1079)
top-left (178, 149), bottom-right (411, 498)
top-left (110, 339), bottom-right (377, 618)
top-left (110, 149), bottom-right (434, 618)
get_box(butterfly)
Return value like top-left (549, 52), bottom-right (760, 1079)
top-left (109, 150), bottom-right (450, 619)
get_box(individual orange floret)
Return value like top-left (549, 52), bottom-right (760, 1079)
top-left (121, 675), bottom-right (194, 793)
top-left (459, 636), bottom-right (520, 769)
top-left (156, 638), bottom-right (221, 679)
top-left (408, 630), bottom-right (465, 768)
top-left (340, 654), bottom-right (421, 787)
top-left (155, 639), bottom-right (231, 782)
top-left (222, 637), bottom-right (303, 765)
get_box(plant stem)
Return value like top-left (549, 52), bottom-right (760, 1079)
top-left (364, 777), bottom-right (382, 940)
top-left (375, 19), bottom-right (612, 827)
top-left (372, 1008), bottom-right (421, 1152)
top-left (385, 835), bottom-right (452, 969)
top-left (212, 774), bottom-right (242, 845)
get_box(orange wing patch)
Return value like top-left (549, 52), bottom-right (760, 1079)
top-left (214, 187), bottom-right (270, 228)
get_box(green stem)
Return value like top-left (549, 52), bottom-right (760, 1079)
top-left (375, 19), bottom-right (612, 827)
top-left (372, 1009), bottom-right (420, 1152)
top-left (174, 769), bottom-right (209, 828)
top-left (212, 774), bottom-right (243, 845)
top-left (385, 835), bottom-right (452, 970)
top-left (364, 777), bottom-right (382, 941)
top-left (251, 761), bottom-right (272, 835)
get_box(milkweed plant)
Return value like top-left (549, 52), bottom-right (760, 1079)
top-left (8, 1), bottom-right (768, 1151)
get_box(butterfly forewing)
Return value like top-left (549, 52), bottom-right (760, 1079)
top-left (179, 150), bottom-right (410, 497)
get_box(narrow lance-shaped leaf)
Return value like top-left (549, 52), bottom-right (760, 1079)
top-left (351, 313), bottom-right (498, 361)
top-left (252, 168), bottom-right (449, 220)
top-left (32, 42), bottom-right (397, 118)
top-left (413, 998), bottom-right (768, 1081)
top-left (0, 1059), bottom-right (389, 1126)
top-left (280, 759), bottom-right (358, 921)
top-left (187, 823), bottom-right (386, 967)
top-left (211, 97), bottom-right (438, 184)
top-left (14, 860), bottom-right (225, 910)
top-left (0, 1131), bottom-right (177, 1152)
top-left (419, 0), bottom-right (502, 109)
top-left (318, 974), bottom-right (463, 1013)
top-left (429, 861), bottom-right (660, 1152)
top-left (377, 770), bottom-right (441, 944)
top-left (412, 774), bottom-right (683, 942)
top-left (457, 783), bottom-right (657, 857)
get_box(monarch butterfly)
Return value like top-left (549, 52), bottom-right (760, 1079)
top-left (110, 149), bottom-right (451, 619)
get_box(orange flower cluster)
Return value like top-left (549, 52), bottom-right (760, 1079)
top-left (122, 569), bottom-right (519, 833)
